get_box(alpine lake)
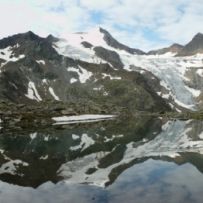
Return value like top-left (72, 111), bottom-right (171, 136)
top-left (0, 115), bottom-right (203, 203)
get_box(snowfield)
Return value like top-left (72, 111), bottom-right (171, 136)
top-left (127, 54), bottom-right (203, 110)
top-left (52, 114), bottom-right (116, 125)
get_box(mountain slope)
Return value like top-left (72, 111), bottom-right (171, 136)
top-left (177, 33), bottom-right (203, 56)
top-left (0, 31), bottom-right (170, 113)
top-left (0, 29), bottom-right (203, 112)
top-left (99, 28), bottom-right (145, 55)
top-left (148, 43), bottom-right (183, 55)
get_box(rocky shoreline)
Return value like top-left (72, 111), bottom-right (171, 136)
top-left (0, 100), bottom-right (124, 129)
top-left (0, 100), bottom-right (202, 130)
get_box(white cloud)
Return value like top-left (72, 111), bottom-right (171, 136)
top-left (80, 0), bottom-right (117, 10)
top-left (0, 0), bottom-right (43, 37)
top-left (0, 0), bottom-right (90, 38)
top-left (0, 0), bottom-right (203, 51)
top-left (157, 0), bottom-right (203, 45)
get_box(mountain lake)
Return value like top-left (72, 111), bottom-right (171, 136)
top-left (0, 116), bottom-right (203, 203)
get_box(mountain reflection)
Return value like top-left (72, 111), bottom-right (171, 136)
top-left (0, 117), bottom-right (203, 189)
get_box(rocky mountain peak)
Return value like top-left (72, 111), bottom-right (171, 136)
top-left (176, 32), bottom-right (203, 56)
top-left (98, 27), bottom-right (145, 55)
top-left (22, 31), bottom-right (41, 40)
top-left (170, 43), bottom-right (183, 49)
top-left (192, 32), bottom-right (203, 40)
top-left (0, 31), bottom-right (43, 49)
top-left (46, 34), bottom-right (59, 43)
top-left (167, 43), bottom-right (183, 53)
top-left (147, 43), bottom-right (183, 55)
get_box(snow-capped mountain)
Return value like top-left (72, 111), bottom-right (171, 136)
top-left (0, 28), bottom-right (203, 111)
top-left (53, 27), bottom-right (203, 111)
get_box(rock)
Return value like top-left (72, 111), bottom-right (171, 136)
top-left (17, 104), bottom-right (26, 108)
top-left (50, 107), bottom-right (65, 112)
top-left (61, 109), bottom-right (77, 116)
top-left (81, 41), bottom-right (93, 49)
top-left (13, 117), bottom-right (22, 123)
top-left (93, 46), bottom-right (124, 69)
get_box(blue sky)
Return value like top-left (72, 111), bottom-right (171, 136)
top-left (0, 0), bottom-right (203, 51)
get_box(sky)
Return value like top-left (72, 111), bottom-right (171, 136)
top-left (0, 0), bottom-right (203, 51)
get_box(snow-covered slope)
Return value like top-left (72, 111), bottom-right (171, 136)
top-left (54, 27), bottom-right (144, 63)
top-left (121, 54), bottom-right (203, 110)
top-left (54, 28), bottom-right (203, 110)
top-left (54, 28), bottom-right (114, 64)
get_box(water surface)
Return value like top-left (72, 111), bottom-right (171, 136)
top-left (0, 117), bottom-right (203, 203)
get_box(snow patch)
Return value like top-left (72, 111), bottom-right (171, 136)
top-left (25, 81), bottom-right (42, 102)
top-left (199, 132), bottom-right (203, 139)
top-left (104, 134), bottom-right (124, 142)
top-left (40, 155), bottom-right (49, 160)
top-left (72, 134), bottom-right (80, 140)
top-left (196, 69), bottom-right (203, 77)
top-left (49, 87), bottom-right (60, 101)
top-left (42, 79), bottom-right (48, 84)
top-left (93, 86), bottom-right (103, 91)
top-left (185, 86), bottom-right (201, 97)
top-left (36, 60), bottom-right (46, 65)
top-left (44, 135), bottom-right (49, 142)
top-left (103, 91), bottom-right (109, 96)
top-left (30, 132), bottom-right (37, 140)
top-left (67, 66), bottom-right (92, 83)
top-left (0, 46), bottom-right (25, 63)
top-left (160, 80), bottom-right (170, 90)
top-left (70, 134), bottom-right (95, 151)
top-left (174, 99), bottom-right (195, 109)
top-left (0, 160), bottom-right (29, 176)
top-left (52, 114), bottom-right (116, 125)
top-left (102, 73), bottom-right (121, 80)
top-left (70, 78), bottom-right (77, 84)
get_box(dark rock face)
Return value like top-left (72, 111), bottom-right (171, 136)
top-left (0, 31), bottom-right (59, 60)
top-left (99, 28), bottom-right (145, 55)
top-left (177, 33), bottom-right (203, 56)
top-left (0, 31), bottom-right (41, 49)
top-left (81, 41), bottom-right (93, 49)
top-left (148, 43), bottom-right (183, 55)
top-left (46, 34), bottom-right (59, 43)
top-left (93, 46), bottom-right (124, 69)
